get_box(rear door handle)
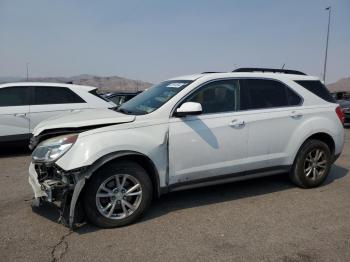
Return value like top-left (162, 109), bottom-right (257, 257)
top-left (290, 111), bottom-right (303, 119)
top-left (229, 119), bottom-right (245, 128)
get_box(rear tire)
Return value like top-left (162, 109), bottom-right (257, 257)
top-left (83, 160), bottom-right (153, 228)
top-left (290, 139), bottom-right (332, 188)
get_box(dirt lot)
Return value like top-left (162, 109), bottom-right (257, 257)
top-left (0, 129), bottom-right (349, 262)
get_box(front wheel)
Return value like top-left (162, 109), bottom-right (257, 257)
top-left (83, 160), bottom-right (153, 228)
top-left (290, 139), bottom-right (332, 188)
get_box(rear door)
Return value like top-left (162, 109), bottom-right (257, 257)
top-left (28, 86), bottom-right (89, 132)
top-left (168, 79), bottom-right (248, 184)
top-left (239, 78), bottom-right (303, 170)
top-left (0, 86), bottom-right (30, 142)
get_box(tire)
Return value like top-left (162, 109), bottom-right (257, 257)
top-left (83, 160), bottom-right (153, 228)
top-left (289, 139), bottom-right (332, 188)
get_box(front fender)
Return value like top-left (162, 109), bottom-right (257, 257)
top-left (56, 124), bottom-right (169, 187)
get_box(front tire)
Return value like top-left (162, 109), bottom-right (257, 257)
top-left (83, 160), bottom-right (153, 228)
top-left (290, 139), bottom-right (332, 188)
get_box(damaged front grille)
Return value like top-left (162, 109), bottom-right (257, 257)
top-left (35, 164), bottom-right (62, 183)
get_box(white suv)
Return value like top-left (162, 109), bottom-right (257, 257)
top-left (0, 82), bottom-right (114, 146)
top-left (28, 68), bottom-right (345, 228)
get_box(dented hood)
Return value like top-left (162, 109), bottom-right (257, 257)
top-left (33, 108), bottom-right (135, 137)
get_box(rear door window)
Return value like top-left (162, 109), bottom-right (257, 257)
top-left (240, 79), bottom-right (302, 110)
top-left (239, 79), bottom-right (301, 110)
top-left (295, 80), bottom-right (335, 103)
top-left (0, 86), bottom-right (30, 107)
top-left (34, 86), bottom-right (86, 105)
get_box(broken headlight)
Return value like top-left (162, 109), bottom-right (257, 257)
top-left (32, 134), bottom-right (78, 163)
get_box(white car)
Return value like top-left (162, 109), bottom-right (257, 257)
top-left (28, 68), bottom-right (345, 228)
top-left (0, 82), bottom-right (115, 145)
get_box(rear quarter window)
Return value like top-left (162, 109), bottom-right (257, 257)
top-left (34, 86), bottom-right (86, 105)
top-left (295, 80), bottom-right (335, 103)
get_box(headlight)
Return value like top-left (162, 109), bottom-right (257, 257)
top-left (32, 134), bottom-right (78, 163)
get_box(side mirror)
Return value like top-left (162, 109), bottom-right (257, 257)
top-left (175, 102), bottom-right (202, 117)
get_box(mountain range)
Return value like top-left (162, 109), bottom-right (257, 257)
top-left (0, 75), bottom-right (153, 93)
top-left (0, 74), bottom-right (349, 93)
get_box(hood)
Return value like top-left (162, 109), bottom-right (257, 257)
top-left (33, 108), bottom-right (135, 137)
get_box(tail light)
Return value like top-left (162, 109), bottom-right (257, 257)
top-left (335, 106), bottom-right (345, 124)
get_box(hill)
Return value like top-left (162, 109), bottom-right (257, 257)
top-left (327, 77), bottom-right (350, 92)
top-left (0, 75), bottom-right (153, 93)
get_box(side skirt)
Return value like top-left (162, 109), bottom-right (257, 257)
top-left (161, 165), bottom-right (291, 194)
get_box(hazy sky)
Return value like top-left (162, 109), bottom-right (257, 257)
top-left (0, 0), bottom-right (349, 84)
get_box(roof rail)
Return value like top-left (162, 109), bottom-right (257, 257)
top-left (233, 67), bottom-right (306, 75)
top-left (201, 71), bottom-right (224, 74)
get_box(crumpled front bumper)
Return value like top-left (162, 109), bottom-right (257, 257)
top-left (28, 162), bottom-right (86, 228)
top-left (28, 163), bottom-right (48, 199)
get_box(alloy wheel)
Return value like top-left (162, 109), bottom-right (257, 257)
top-left (96, 174), bottom-right (143, 219)
top-left (304, 148), bottom-right (328, 181)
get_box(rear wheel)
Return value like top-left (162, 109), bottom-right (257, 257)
top-left (290, 139), bottom-right (332, 188)
top-left (83, 160), bottom-right (153, 228)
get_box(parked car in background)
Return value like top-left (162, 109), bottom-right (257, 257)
top-left (28, 68), bottom-right (344, 228)
top-left (103, 91), bottom-right (142, 107)
top-left (338, 99), bottom-right (350, 124)
top-left (0, 82), bottom-right (115, 145)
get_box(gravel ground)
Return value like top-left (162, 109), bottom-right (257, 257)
top-left (0, 128), bottom-right (349, 262)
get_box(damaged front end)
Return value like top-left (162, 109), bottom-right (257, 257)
top-left (28, 133), bottom-right (87, 229)
top-left (29, 161), bottom-right (86, 228)
top-left (29, 160), bottom-right (85, 228)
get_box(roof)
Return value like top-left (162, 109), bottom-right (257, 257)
top-left (0, 82), bottom-right (96, 91)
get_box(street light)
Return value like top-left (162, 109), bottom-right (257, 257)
top-left (26, 62), bottom-right (30, 81)
top-left (323, 6), bottom-right (331, 84)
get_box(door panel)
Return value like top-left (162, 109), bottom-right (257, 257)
top-left (0, 106), bottom-right (30, 140)
top-left (0, 86), bottom-right (30, 141)
top-left (169, 112), bottom-right (248, 185)
top-left (242, 107), bottom-right (304, 170)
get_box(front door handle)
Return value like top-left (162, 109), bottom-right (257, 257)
top-left (290, 111), bottom-right (303, 119)
top-left (229, 119), bottom-right (245, 128)
top-left (14, 113), bottom-right (27, 118)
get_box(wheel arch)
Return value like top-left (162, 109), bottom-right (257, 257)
top-left (291, 131), bottom-right (336, 167)
top-left (305, 132), bottom-right (335, 155)
top-left (84, 150), bottom-right (161, 198)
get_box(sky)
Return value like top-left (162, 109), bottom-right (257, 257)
top-left (0, 0), bottom-right (349, 84)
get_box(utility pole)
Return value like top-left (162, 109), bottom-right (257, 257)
top-left (26, 62), bottom-right (30, 81)
top-left (323, 6), bottom-right (331, 84)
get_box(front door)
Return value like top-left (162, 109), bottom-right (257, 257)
top-left (168, 79), bottom-right (248, 185)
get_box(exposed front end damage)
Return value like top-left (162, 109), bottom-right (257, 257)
top-left (29, 161), bottom-right (86, 228)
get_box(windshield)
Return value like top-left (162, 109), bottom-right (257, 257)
top-left (118, 80), bottom-right (192, 115)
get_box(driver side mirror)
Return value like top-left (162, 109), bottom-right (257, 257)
top-left (174, 102), bottom-right (202, 117)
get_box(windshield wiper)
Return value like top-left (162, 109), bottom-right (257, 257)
top-left (117, 108), bottom-right (133, 115)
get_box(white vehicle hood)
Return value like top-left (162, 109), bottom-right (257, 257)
top-left (33, 108), bottom-right (135, 136)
